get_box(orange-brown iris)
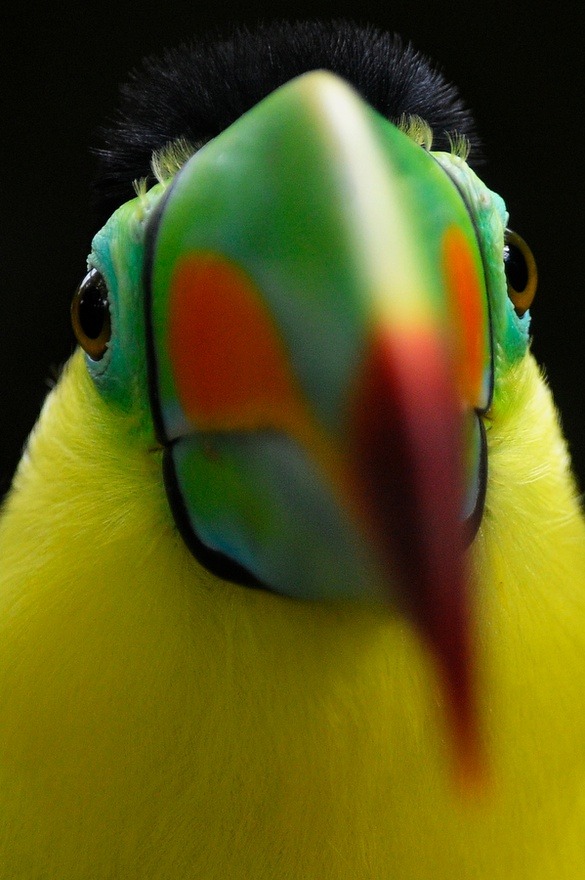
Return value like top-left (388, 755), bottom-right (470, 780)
top-left (71, 268), bottom-right (111, 360)
top-left (504, 229), bottom-right (538, 316)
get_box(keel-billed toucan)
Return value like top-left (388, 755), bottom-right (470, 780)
top-left (1, 20), bottom-right (584, 880)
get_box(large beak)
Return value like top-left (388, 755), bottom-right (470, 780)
top-left (145, 71), bottom-right (492, 775)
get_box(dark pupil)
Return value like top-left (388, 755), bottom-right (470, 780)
top-left (504, 242), bottom-right (529, 293)
top-left (79, 274), bottom-right (109, 339)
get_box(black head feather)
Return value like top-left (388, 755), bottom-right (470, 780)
top-left (94, 20), bottom-right (479, 225)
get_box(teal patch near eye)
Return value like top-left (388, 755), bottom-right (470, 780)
top-left (83, 187), bottom-right (168, 436)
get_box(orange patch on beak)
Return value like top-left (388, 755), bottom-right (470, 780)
top-left (443, 225), bottom-right (489, 410)
top-left (168, 254), bottom-right (302, 433)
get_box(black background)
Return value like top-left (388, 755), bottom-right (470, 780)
top-left (2, 1), bottom-right (583, 499)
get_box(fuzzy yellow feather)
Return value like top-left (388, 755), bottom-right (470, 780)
top-left (1, 343), bottom-right (584, 878)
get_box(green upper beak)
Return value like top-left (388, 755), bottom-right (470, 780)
top-left (145, 71), bottom-right (492, 768)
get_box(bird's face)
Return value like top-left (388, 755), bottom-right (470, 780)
top-left (71, 71), bottom-right (536, 770)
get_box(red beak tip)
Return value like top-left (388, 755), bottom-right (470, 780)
top-left (453, 737), bottom-right (484, 797)
top-left (446, 689), bottom-right (489, 799)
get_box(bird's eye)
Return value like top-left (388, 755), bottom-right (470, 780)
top-left (503, 229), bottom-right (537, 316)
top-left (71, 268), bottom-right (112, 360)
